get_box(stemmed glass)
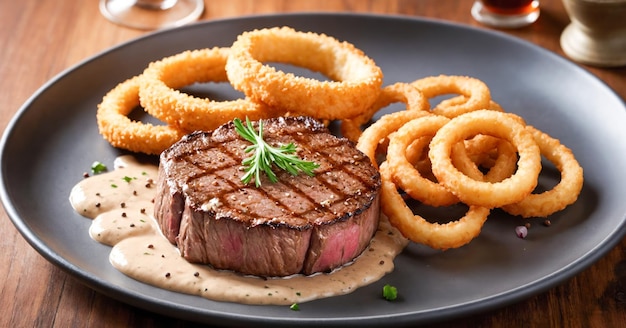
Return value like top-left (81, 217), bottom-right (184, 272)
top-left (99, 0), bottom-right (204, 30)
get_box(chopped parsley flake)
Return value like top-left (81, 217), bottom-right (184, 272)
top-left (122, 176), bottom-right (134, 183)
top-left (382, 284), bottom-right (398, 301)
top-left (91, 161), bottom-right (107, 174)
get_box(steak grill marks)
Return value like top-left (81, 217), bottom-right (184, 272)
top-left (171, 124), bottom-right (379, 229)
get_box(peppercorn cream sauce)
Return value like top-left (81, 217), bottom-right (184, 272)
top-left (69, 155), bottom-right (408, 305)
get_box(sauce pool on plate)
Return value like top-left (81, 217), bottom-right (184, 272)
top-left (69, 155), bottom-right (408, 305)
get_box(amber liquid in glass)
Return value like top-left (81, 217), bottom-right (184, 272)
top-left (481, 0), bottom-right (538, 15)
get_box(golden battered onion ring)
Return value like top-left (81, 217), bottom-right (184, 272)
top-left (429, 110), bottom-right (541, 208)
top-left (452, 136), bottom-right (518, 183)
top-left (436, 95), bottom-right (505, 114)
top-left (225, 26), bottom-right (384, 120)
top-left (405, 136), bottom-right (436, 182)
top-left (139, 47), bottom-right (278, 132)
top-left (380, 162), bottom-right (490, 250)
top-left (356, 110), bottom-right (432, 168)
top-left (97, 76), bottom-right (187, 155)
top-left (411, 75), bottom-right (492, 118)
top-left (387, 115), bottom-right (460, 207)
top-left (502, 126), bottom-right (584, 218)
top-left (340, 82), bottom-right (429, 142)
top-left (463, 135), bottom-right (501, 168)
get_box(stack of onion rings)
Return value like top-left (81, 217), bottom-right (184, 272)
top-left (357, 77), bottom-right (583, 250)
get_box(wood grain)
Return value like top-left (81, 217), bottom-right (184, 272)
top-left (1, 0), bottom-right (625, 327)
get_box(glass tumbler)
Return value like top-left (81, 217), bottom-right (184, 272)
top-left (471, 0), bottom-right (540, 28)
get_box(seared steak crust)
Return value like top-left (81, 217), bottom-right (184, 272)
top-left (154, 116), bottom-right (381, 276)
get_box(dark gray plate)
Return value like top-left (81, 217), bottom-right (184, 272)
top-left (2, 13), bottom-right (625, 327)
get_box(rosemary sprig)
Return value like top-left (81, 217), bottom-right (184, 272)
top-left (233, 118), bottom-right (319, 187)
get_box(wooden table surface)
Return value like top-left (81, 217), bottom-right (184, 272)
top-left (1, 0), bottom-right (625, 327)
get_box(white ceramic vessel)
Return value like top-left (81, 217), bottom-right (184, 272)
top-left (560, 0), bottom-right (626, 67)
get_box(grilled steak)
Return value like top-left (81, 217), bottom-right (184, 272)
top-left (154, 116), bottom-right (381, 277)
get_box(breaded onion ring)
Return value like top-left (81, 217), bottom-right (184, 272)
top-left (411, 75), bottom-right (492, 118)
top-left (429, 110), bottom-right (541, 208)
top-left (356, 110), bottom-right (432, 168)
top-left (501, 126), bottom-right (584, 218)
top-left (452, 136), bottom-right (518, 183)
top-left (463, 135), bottom-right (502, 168)
top-left (405, 136), bottom-right (437, 182)
top-left (96, 76), bottom-right (187, 155)
top-left (380, 162), bottom-right (490, 250)
top-left (139, 47), bottom-right (278, 132)
top-left (437, 95), bottom-right (505, 114)
top-left (387, 115), bottom-right (460, 207)
top-left (340, 82), bottom-right (429, 142)
top-left (225, 26), bottom-right (384, 120)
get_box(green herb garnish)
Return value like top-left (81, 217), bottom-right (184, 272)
top-left (289, 303), bottom-right (300, 311)
top-left (122, 176), bottom-right (133, 183)
top-left (91, 161), bottom-right (107, 174)
top-left (382, 284), bottom-right (398, 301)
top-left (233, 118), bottom-right (319, 187)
